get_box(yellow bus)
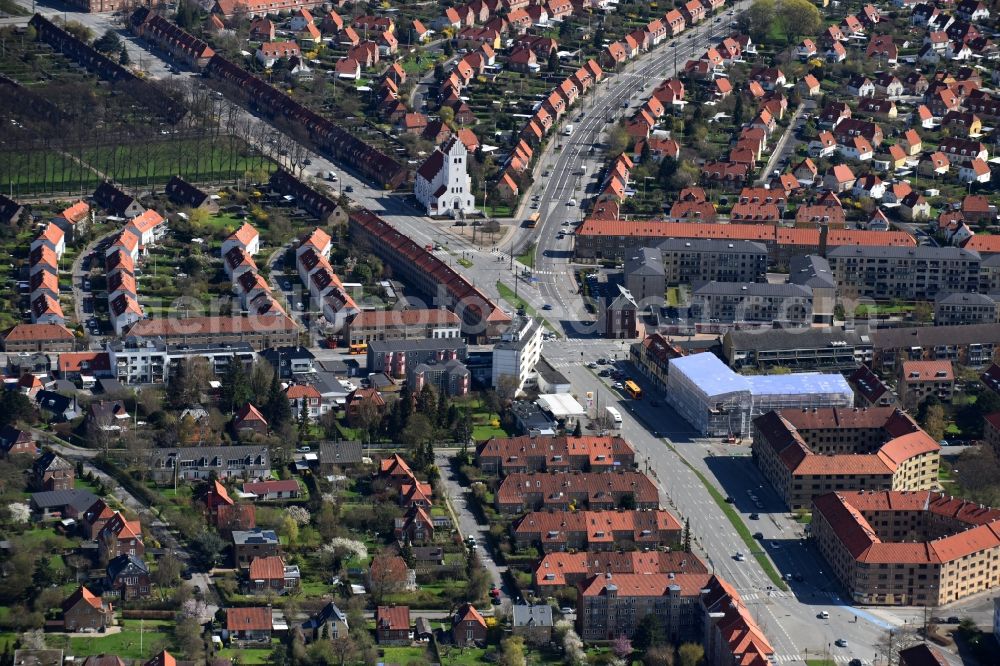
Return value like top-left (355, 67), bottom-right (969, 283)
top-left (349, 343), bottom-right (368, 355)
top-left (624, 380), bottom-right (642, 400)
top-left (525, 213), bottom-right (540, 228)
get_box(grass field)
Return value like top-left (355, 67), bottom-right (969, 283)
top-left (438, 645), bottom-right (488, 666)
top-left (0, 138), bottom-right (272, 197)
top-left (516, 243), bottom-right (536, 268)
top-left (380, 646), bottom-right (432, 664)
top-left (43, 620), bottom-right (174, 660)
top-left (496, 281), bottom-right (557, 335)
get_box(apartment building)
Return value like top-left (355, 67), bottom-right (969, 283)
top-left (534, 551), bottom-right (707, 589)
top-left (689, 282), bottom-right (813, 328)
top-left (624, 247), bottom-right (666, 303)
top-left (985, 413), bottom-right (1000, 459)
top-left (898, 360), bottom-right (955, 409)
top-left (476, 435), bottom-right (636, 475)
top-left (341, 308), bottom-right (461, 346)
top-left (125, 315), bottom-right (299, 351)
top-left (934, 292), bottom-right (998, 326)
top-left (349, 209), bottom-right (509, 340)
top-left (105, 338), bottom-right (255, 385)
top-left (827, 245), bottom-right (981, 302)
top-left (367, 338), bottom-right (468, 378)
top-left (629, 333), bottom-right (686, 392)
top-left (847, 365), bottom-right (896, 407)
top-left (514, 509), bottom-right (682, 552)
top-left (577, 572), bottom-right (709, 642)
top-left (752, 407), bottom-right (940, 510)
top-left (492, 316), bottom-right (543, 393)
top-left (812, 490), bottom-right (1000, 605)
top-left (724, 326), bottom-right (875, 370)
top-left (870, 323), bottom-right (1000, 370)
top-left (147, 446), bottom-right (271, 484)
top-left (575, 218), bottom-right (915, 263)
top-left (495, 471), bottom-right (659, 514)
top-left (657, 238), bottom-right (768, 286)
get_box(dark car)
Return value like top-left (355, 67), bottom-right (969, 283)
top-left (849, 660), bottom-right (863, 666)
top-left (345, 185), bottom-right (354, 192)
top-left (725, 496), bottom-right (735, 504)
top-left (749, 513), bottom-right (760, 520)
top-left (753, 532), bottom-right (764, 540)
top-left (947, 616), bottom-right (961, 624)
top-left (793, 574), bottom-right (804, 582)
top-left (598, 369), bottom-right (612, 377)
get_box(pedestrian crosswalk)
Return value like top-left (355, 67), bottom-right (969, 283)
top-left (772, 655), bottom-right (862, 665)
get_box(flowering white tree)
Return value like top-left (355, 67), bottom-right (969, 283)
top-left (8, 502), bottom-right (30, 524)
top-left (286, 506), bottom-right (311, 525)
top-left (323, 537), bottom-right (369, 561)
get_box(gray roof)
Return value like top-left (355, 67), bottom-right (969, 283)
top-left (319, 440), bottom-right (363, 465)
top-left (847, 365), bottom-right (890, 403)
top-left (368, 338), bottom-right (467, 354)
top-left (30, 489), bottom-right (97, 512)
top-left (656, 238), bottom-right (768, 255)
top-left (934, 292), bottom-right (996, 306)
top-left (788, 255), bottom-right (836, 289)
top-left (726, 326), bottom-right (873, 352)
top-left (535, 357), bottom-right (569, 386)
top-left (692, 281), bottom-right (811, 298)
top-left (624, 247), bottom-right (664, 277)
top-left (495, 317), bottom-right (542, 352)
top-left (827, 245), bottom-right (980, 261)
top-left (150, 445), bottom-right (270, 468)
top-left (106, 553), bottom-right (149, 580)
top-left (871, 323), bottom-right (1000, 349)
top-left (512, 604), bottom-right (553, 628)
top-left (233, 528), bottom-right (279, 545)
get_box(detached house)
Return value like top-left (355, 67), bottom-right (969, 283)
top-left (226, 607), bottom-right (273, 646)
top-left (62, 587), bottom-right (113, 633)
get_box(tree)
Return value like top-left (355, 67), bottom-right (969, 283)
top-left (281, 515), bottom-right (299, 547)
top-left (922, 403), bottom-right (947, 442)
top-left (746, 0), bottom-right (776, 44)
top-left (683, 518), bottom-right (692, 552)
top-left (643, 646), bottom-right (675, 666)
top-left (298, 397), bottom-right (310, 442)
top-left (0, 390), bottom-right (35, 428)
top-left (152, 552), bottom-right (182, 588)
top-left (119, 45), bottom-right (130, 66)
top-left (633, 613), bottom-right (667, 651)
top-left (548, 49), bottom-right (560, 73)
top-left (416, 384), bottom-right (437, 417)
top-left (401, 413), bottom-right (434, 463)
top-left (613, 635), bottom-right (633, 659)
top-left (678, 643), bottom-right (705, 666)
top-left (498, 636), bottom-right (526, 666)
top-left (174, 615), bottom-right (205, 660)
top-left (607, 123), bottom-right (630, 156)
top-left (733, 94), bottom-right (745, 126)
top-left (93, 29), bottom-right (121, 54)
top-left (193, 530), bottom-right (226, 567)
top-left (266, 368), bottom-right (291, 430)
top-left (220, 356), bottom-right (252, 412)
top-left (777, 0), bottom-right (822, 42)
top-left (573, 420), bottom-right (583, 437)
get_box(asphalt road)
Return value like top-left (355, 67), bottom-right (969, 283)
top-left (541, 342), bottom-right (983, 665)
top-left (521, 4), bottom-right (754, 333)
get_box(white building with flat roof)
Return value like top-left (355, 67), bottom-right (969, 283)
top-left (665, 352), bottom-right (854, 437)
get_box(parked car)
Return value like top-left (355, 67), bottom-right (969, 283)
top-left (749, 513), bottom-right (760, 520)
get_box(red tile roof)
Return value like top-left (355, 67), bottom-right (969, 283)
top-left (249, 555), bottom-right (287, 580)
top-left (376, 605), bottom-right (410, 630)
top-left (226, 606), bottom-right (273, 631)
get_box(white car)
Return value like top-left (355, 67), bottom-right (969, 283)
top-left (734, 552), bottom-right (746, 561)
top-left (566, 198), bottom-right (577, 206)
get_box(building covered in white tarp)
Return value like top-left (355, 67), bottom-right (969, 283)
top-left (536, 393), bottom-right (587, 418)
top-left (666, 353), bottom-right (854, 437)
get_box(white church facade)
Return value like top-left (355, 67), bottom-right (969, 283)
top-left (414, 136), bottom-right (476, 217)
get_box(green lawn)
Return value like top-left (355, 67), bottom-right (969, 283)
top-left (516, 243), bottom-right (536, 268)
top-left (439, 645), bottom-right (488, 666)
top-left (381, 646), bottom-right (432, 664)
top-left (45, 620), bottom-right (174, 660)
top-left (496, 280), bottom-right (557, 334)
top-left (216, 641), bottom-right (280, 664)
